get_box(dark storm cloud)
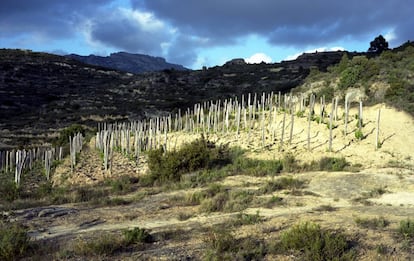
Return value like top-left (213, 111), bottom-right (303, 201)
top-left (2, 0), bottom-right (413, 67)
top-left (89, 9), bottom-right (170, 55)
top-left (0, 0), bottom-right (112, 38)
top-left (134, 0), bottom-right (414, 47)
top-left (166, 35), bottom-right (207, 66)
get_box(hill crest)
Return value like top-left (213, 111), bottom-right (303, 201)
top-left (66, 52), bottom-right (188, 74)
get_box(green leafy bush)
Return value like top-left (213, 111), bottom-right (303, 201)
top-left (234, 211), bottom-right (263, 226)
top-left (147, 136), bottom-right (231, 183)
top-left (203, 226), bottom-right (266, 260)
top-left (260, 177), bottom-right (305, 194)
top-left (318, 157), bottom-right (348, 171)
top-left (122, 227), bottom-right (153, 244)
top-left (339, 66), bottom-right (362, 90)
top-left (354, 216), bottom-right (389, 229)
top-left (399, 219), bottom-right (414, 239)
top-left (73, 234), bottom-right (122, 256)
top-left (282, 153), bottom-right (299, 172)
top-left (199, 188), bottom-right (254, 213)
top-left (355, 129), bottom-right (364, 140)
top-left (279, 222), bottom-right (354, 261)
top-left (230, 156), bottom-right (283, 176)
top-left (0, 222), bottom-right (30, 261)
top-left (54, 124), bottom-right (85, 146)
top-left (204, 226), bottom-right (236, 255)
top-left (0, 179), bottom-right (19, 202)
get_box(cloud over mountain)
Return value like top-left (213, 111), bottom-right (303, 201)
top-left (1, 0), bottom-right (413, 67)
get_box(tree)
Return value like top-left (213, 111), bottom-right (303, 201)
top-left (368, 35), bottom-right (389, 54)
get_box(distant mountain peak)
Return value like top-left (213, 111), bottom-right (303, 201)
top-left (66, 52), bottom-right (188, 74)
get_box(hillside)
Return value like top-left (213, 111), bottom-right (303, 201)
top-left (2, 92), bottom-right (414, 260)
top-left (0, 48), bottom-right (350, 148)
top-left (295, 41), bottom-right (414, 116)
top-left (67, 52), bottom-right (188, 74)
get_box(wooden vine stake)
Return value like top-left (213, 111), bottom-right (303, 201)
top-left (328, 98), bottom-right (335, 152)
top-left (307, 94), bottom-right (315, 151)
top-left (358, 100), bottom-right (363, 131)
top-left (279, 104), bottom-right (287, 151)
top-left (344, 96), bottom-right (349, 136)
top-left (15, 150), bottom-right (27, 186)
top-left (289, 99), bottom-right (295, 145)
top-left (376, 108), bottom-right (381, 150)
top-left (44, 150), bottom-right (53, 181)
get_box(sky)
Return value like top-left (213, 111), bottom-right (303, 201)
top-left (0, 0), bottom-right (413, 69)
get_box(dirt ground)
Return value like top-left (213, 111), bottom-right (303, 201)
top-left (5, 103), bottom-right (414, 260)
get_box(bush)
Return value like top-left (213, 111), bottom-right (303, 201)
top-left (108, 176), bottom-right (135, 194)
top-left (399, 219), bottom-right (414, 239)
top-left (279, 222), bottom-right (354, 261)
top-left (234, 211), bottom-right (264, 226)
top-left (320, 157), bottom-right (348, 171)
top-left (147, 136), bottom-right (231, 183)
top-left (203, 226), bottom-right (266, 260)
top-left (354, 216), bottom-right (389, 229)
top-left (204, 226), bottom-right (236, 254)
top-left (199, 191), bottom-right (229, 213)
top-left (199, 188), bottom-right (254, 213)
top-left (230, 156), bottom-right (283, 176)
top-left (54, 124), bottom-right (85, 146)
top-left (282, 153), bottom-right (299, 172)
top-left (0, 179), bottom-right (19, 202)
top-left (73, 234), bottom-right (122, 256)
top-left (260, 177), bottom-right (305, 194)
top-left (0, 222), bottom-right (30, 261)
top-left (122, 227), bottom-right (153, 244)
top-left (74, 187), bottom-right (107, 203)
top-left (355, 129), bottom-right (364, 140)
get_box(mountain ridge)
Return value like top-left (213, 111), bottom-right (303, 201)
top-left (3, 43), bottom-right (413, 148)
top-left (66, 52), bottom-right (188, 74)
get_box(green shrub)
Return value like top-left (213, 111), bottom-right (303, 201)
top-left (36, 181), bottom-right (53, 199)
top-left (108, 176), bottom-right (134, 194)
top-left (74, 187), bottom-right (107, 203)
top-left (199, 191), bottom-right (229, 213)
top-left (355, 129), bottom-right (364, 140)
top-left (122, 227), bottom-right (153, 244)
top-left (199, 188), bottom-right (253, 213)
top-left (279, 222), bottom-right (354, 261)
top-left (231, 156), bottom-right (283, 177)
top-left (234, 211), bottom-right (263, 226)
top-left (316, 85), bottom-right (335, 101)
top-left (339, 66), bottom-right (362, 90)
top-left (317, 157), bottom-right (348, 171)
top-left (0, 179), bottom-right (19, 202)
top-left (54, 124), bottom-right (85, 146)
top-left (204, 226), bottom-right (236, 254)
top-left (224, 190), bottom-right (254, 212)
top-left (399, 219), bottom-right (414, 239)
top-left (203, 226), bottom-right (267, 260)
top-left (282, 153), bottom-right (299, 172)
top-left (147, 136), bottom-right (231, 183)
top-left (264, 195), bottom-right (284, 208)
top-left (260, 177), bottom-right (305, 194)
top-left (313, 204), bottom-right (337, 212)
top-left (0, 222), bottom-right (30, 261)
top-left (73, 234), bottom-right (122, 256)
top-left (354, 216), bottom-right (389, 229)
